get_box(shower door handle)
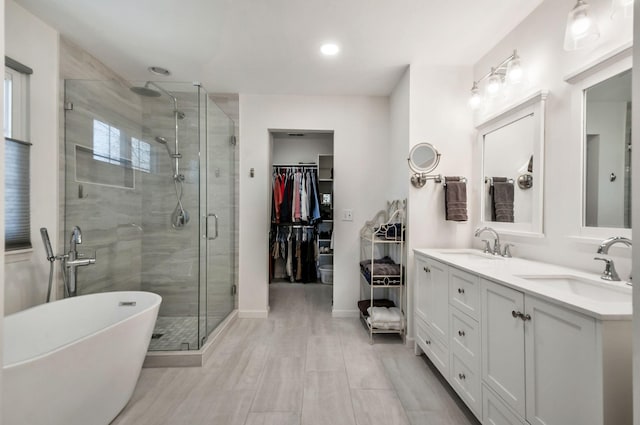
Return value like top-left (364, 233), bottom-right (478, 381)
top-left (207, 213), bottom-right (219, 240)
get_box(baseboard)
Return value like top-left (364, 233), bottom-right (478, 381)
top-left (332, 309), bottom-right (360, 318)
top-left (238, 309), bottom-right (269, 318)
top-left (405, 335), bottom-right (415, 347)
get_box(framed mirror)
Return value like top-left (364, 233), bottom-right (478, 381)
top-left (477, 91), bottom-right (547, 236)
top-left (408, 143), bottom-right (441, 188)
top-left (583, 68), bottom-right (631, 230)
top-left (565, 47), bottom-right (632, 240)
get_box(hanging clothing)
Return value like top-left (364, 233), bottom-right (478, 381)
top-left (271, 166), bottom-right (321, 224)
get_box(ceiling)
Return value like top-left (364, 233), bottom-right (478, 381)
top-left (15, 0), bottom-right (544, 96)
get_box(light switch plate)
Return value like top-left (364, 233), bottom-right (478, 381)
top-left (342, 209), bottom-right (353, 221)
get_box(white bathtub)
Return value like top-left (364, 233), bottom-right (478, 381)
top-left (3, 291), bottom-right (161, 425)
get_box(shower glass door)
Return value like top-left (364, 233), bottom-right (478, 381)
top-left (204, 97), bottom-right (236, 337)
top-left (64, 79), bottom-right (236, 352)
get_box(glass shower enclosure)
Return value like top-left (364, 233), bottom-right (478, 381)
top-left (63, 80), bottom-right (236, 351)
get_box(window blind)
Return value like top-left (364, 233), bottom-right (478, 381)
top-left (5, 137), bottom-right (31, 250)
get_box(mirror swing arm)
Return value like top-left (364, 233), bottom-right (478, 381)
top-left (410, 171), bottom-right (442, 188)
top-left (407, 143), bottom-right (442, 188)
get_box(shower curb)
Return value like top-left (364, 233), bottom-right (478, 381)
top-left (142, 309), bottom-right (238, 368)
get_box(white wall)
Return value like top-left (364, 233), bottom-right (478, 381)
top-left (272, 133), bottom-right (333, 164)
top-left (388, 67), bottom-right (410, 201)
top-left (470, 0), bottom-right (633, 277)
top-left (4, 0), bottom-right (59, 314)
top-left (238, 95), bottom-right (390, 317)
top-left (0, 0), bottom-right (6, 418)
top-left (405, 64), bottom-right (475, 338)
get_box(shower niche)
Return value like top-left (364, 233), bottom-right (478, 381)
top-left (63, 80), bottom-right (237, 354)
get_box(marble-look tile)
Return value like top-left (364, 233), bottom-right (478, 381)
top-left (112, 284), bottom-right (479, 425)
top-left (343, 340), bottom-right (392, 389)
top-left (301, 370), bottom-right (356, 425)
top-left (351, 389), bottom-right (410, 425)
top-left (251, 356), bottom-right (305, 412)
top-left (305, 335), bottom-right (344, 372)
top-left (245, 412), bottom-right (301, 425)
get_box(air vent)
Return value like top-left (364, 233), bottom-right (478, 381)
top-left (287, 133), bottom-right (305, 137)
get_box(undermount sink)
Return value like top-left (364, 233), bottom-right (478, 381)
top-left (438, 250), bottom-right (504, 261)
top-left (515, 274), bottom-right (631, 303)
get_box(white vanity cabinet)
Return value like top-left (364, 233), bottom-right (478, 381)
top-left (413, 250), bottom-right (632, 425)
top-left (481, 277), bottom-right (631, 425)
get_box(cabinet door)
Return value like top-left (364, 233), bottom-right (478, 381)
top-left (483, 384), bottom-right (527, 425)
top-left (414, 256), bottom-right (431, 324)
top-left (417, 257), bottom-right (449, 342)
top-left (524, 295), bottom-right (599, 425)
top-left (481, 279), bottom-right (526, 417)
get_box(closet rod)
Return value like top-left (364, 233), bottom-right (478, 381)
top-left (273, 163), bottom-right (317, 168)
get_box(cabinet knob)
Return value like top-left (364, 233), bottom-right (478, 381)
top-left (457, 288), bottom-right (465, 294)
top-left (423, 266), bottom-right (430, 273)
top-left (522, 313), bottom-right (532, 321)
top-left (458, 330), bottom-right (465, 337)
top-left (512, 310), bottom-right (522, 319)
top-left (425, 339), bottom-right (431, 345)
top-left (458, 373), bottom-right (466, 380)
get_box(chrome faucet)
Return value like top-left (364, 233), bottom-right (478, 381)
top-left (474, 227), bottom-right (501, 256)
top-left (64, 226), bottom-right (96, 297)
top-left (594, 236), bottom-right (632, 284)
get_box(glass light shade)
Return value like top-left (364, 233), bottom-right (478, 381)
top-left (506, 57), bottom-right (524, 84)
top-left (468, 89), bottom-right (482, 110)
top-left (564, 0), bottom-right (600, 51)
top-left (611, 0), bottom-right (634, 18)
top-left (486, 73), bottom-right (502, 97)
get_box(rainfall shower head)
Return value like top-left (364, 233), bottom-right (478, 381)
top-left (130, 82), bottom-right (162, 97)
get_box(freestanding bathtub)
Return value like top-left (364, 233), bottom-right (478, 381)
top-left (3, 291), bottom-right (161, 425)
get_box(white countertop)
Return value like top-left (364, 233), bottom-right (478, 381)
top-left (414, 248), bottom-right (632, 321)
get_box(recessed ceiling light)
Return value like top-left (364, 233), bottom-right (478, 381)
top-left (320, 43), bottom-right (340, 56)
top-left (148, 66), bottom-right (171, 76)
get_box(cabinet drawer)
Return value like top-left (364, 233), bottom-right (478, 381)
top-left (450, 353), bottom-right (481, 418)
top-left (415, 320), bottom-right (449, 379)
top-left (449, 268), bottom-right (479, 320)
top-left (450, 308), bottom-right (480, 367)
top-left (483, 384), bottom-right (527, 425)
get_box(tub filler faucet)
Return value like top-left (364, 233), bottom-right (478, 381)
top-left (64, 226), bottom-right (96, 297)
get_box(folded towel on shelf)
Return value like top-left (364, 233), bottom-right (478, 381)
top-left (444, 177), bottom-right (468, 222)
top-left (491, 177), bottom-right (514, 222)
top-left (366, 317), bottom-right (403, 330)
top-left (357, 299), bottom-right (395, 316)
top-left (366, 307), bottom-right (404, 330)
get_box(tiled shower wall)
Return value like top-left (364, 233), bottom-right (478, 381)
top-left (60, 38), bottom-right (239, 321)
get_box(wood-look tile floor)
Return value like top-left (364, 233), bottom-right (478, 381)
top-left (111, 283), bottom-right (480, 425)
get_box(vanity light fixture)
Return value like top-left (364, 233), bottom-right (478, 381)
top-left (563, 0), bottom-right (600, 51)
top-left (611, 0), bottom-right (634, 19)
top-left (468, 50), bottom-right (524, 110)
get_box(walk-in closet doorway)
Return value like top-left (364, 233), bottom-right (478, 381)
top-left (269, 130), bottom-right (335, 306)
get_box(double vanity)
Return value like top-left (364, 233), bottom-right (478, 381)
top-left (413, 248), bottom-right (632, 425)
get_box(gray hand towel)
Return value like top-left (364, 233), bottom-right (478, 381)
top-left (444, 177), bottom-right (468, 222)
top-left (491, 177), bottom-right (514, 222)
